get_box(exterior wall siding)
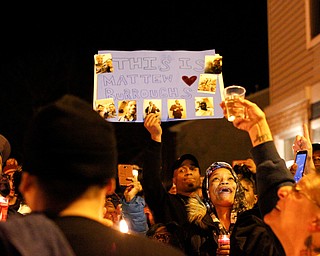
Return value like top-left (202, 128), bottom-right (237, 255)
top-left (268, 0), bottom-right (313, 104)
top-left (267, 100), bottom-right (309, 135)
top-left (267, 0), bottom-right (320, 159)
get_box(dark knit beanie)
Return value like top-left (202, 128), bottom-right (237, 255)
top-left (23, 94), bottom-right (117, 184)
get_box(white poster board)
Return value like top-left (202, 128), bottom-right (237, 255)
top-left (93, 49), bottom-right (224, 122)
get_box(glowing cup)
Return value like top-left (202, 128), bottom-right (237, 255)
top-left (224, 85), bottom-right (246, 122)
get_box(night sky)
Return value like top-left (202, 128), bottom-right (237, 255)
top-left (0, 3), bottom-right (268, 163)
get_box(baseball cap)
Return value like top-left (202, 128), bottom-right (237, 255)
top-left (170, 154), bottom-right (200, 177)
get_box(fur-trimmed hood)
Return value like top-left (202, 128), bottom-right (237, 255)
top-left (186, 197), bottom-right (208, 229)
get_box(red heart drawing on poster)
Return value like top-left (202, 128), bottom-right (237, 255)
top-left (182, 76), bottom-right (197, 86)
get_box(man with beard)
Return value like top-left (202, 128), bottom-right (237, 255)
top-left (142, 113), bottom-right (202, 254)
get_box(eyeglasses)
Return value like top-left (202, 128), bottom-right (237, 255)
top-left (292, 183), bottom-right (320, 208)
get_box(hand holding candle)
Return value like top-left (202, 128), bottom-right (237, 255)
top-left (217, 234), bottom-right (230, 255)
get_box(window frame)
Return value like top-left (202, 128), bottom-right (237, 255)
top-left (305, 0), bottom-right (320, 49)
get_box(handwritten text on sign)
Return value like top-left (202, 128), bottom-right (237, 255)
top-left (93, 50), bottom-right (224, 122)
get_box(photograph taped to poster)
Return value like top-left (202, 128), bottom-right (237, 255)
top-left (93, 49), bottom-right (224, 122)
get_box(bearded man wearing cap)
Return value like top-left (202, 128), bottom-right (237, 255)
top-left (0, 95), bottom-right (184, 256)
top-left (143, 113), bottom-right (203, 255)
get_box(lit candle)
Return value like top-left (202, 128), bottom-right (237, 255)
top-left (218, 234), bottom-right (230, 248)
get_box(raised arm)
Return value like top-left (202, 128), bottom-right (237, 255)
top-left (144, 113), bottom-right (162, 142)
top-left (141, 114), bottom-right (168, 222)
top-left (220, 98), bottom-right (294, 216)
top-left (220, 98), bottom-right (272, 147)
top-left (292, 124), bottom-right (316, 175)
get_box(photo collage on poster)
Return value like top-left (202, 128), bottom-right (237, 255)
top-left (93, 50), bottom-right (224, 122)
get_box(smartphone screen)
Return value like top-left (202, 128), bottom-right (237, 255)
top-left (118, 164), bottom-right (134, 186)
top-left (294, 150), bottom-right (308, 182)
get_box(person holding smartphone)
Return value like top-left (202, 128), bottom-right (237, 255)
top-left (120, 167), bottom-right (149, 235)
top-left (293, 150), bottom-right (308, 182)
top-left (291, 124), bottom-right (317, 179)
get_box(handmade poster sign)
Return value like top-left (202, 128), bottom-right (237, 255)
top-left (93, 49), bottom-right (224, 122)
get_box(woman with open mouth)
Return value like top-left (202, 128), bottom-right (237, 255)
top-left (186, 161), bottom-right (249, 255)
